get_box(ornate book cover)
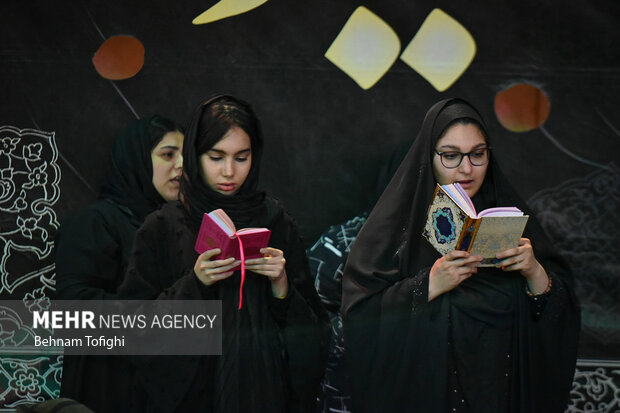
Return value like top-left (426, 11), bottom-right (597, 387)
top-left (423, 184), bottom-right (529, 266)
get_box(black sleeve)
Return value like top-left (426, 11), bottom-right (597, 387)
top-left (269, 211), bottom-right (331, 413)
top-left (116, 214), bottom-right (166, 300)
top-left (55, 206), bottom-right (135, 300)
top-left (118, 208), bottom-right (218, 301)
top-left (525, 272), bottom-right (556, 320)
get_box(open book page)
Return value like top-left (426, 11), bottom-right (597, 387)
top-left (477, 207), bottom-right (523, 217)
top-left (208, 209), bottom-right (236, 236)
top-left (441, 183), bottom-right (476, 216)
top-left (442, 183), bottom-right (524, 218)
top-left (237, 227), bottom-right (269, 235)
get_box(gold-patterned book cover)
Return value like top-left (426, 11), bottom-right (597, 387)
top-left (423, 184), bottom-right (529, 266)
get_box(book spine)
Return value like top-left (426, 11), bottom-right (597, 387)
top-left (456, 218), bottom-right (481, 252)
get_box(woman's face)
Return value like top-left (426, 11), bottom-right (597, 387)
top-left (200, 126), bottom-right (252, 195)
top-left (151, 131), bottom-right (184, 201)
top-left (432, 123), bottom-right (489, 198)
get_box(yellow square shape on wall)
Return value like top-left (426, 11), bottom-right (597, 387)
top-left (400, 8), bottom-right (476, 92)
top-left (325, 6), bottom-right (401, 90)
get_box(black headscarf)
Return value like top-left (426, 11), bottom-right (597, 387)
top-left (342, 98), bottom-right (579, 413)
top-left (180, 95), bottom-right (267, 227)
top-left (100, 115), bottom-right (182, 223)
top-left (342, 98), bottom-right (538, 311)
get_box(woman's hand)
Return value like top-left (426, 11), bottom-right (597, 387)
top-left (496, 238), bottom-right (549, 294)
top-left (429, 250), bottom-right (482, 301)
top-left (244, 247), bottom-right (288, 298)
top-left (194, 248), bottom-right (240, 286)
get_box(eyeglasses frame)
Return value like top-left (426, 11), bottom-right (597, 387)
top-left (434, 147), bottom-right (492, 169)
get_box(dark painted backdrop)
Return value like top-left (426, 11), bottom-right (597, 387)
top-left (1, 0), bottom-right (618, 410)
top-left (2, 1), bottom-right (617, 239)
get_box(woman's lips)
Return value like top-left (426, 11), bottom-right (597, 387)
top-left (457, 180), bottom-right (473, 188)
top-left (217, 183), bottom-right (236, 192)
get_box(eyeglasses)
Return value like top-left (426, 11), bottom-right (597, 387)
top-left (434, 147), bottom-right (491, 169)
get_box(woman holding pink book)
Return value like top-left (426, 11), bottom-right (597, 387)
top-left (342, 98), bottom-right (580, 413)
top-left (120, 95), bottom-right (328, 412)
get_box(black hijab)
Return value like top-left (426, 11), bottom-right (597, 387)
top-left (100, 115), bottom-right (182, 223)
top-left (180, 95), bottom-right (267, 227)
top-left (341, 98), bottom-right (579, 413)
top-left (341, 98), bottom-right (546, 312)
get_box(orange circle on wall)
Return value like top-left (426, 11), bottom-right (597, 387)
top-left (494, 83), bottom-right (550, 132)
top-left (92, 35), bottom-right (145, 80)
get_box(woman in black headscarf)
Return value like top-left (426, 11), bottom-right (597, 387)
top-left (54, 115), bottom-right (184, 411)
top-left (341, 98), bottom-right (580, 413)
top-left (55, 115), bottom-right (184, 299)
top-left (120, 95), bottom-right (329, 413)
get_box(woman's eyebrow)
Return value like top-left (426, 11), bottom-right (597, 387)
top-left (158, 145), bottom-right (179, 150)
top-left (437, 143), bottom-right (487, 151)
top-left (235, 148), bottom-right (251, 156)
top-left (208, 148), bottom-right (251, 155)
top-left (436, 144), bottom-right (461, 151)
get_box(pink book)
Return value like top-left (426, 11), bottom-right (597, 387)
top-left (194, 209), bottom-right (271, 260)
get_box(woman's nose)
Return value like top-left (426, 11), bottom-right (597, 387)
top-left (222, 159), bottom-right (234, 177)
top-left (458, 155), bottom-right (473, 173)
top-left (175, 154), bottom-right (183, 169)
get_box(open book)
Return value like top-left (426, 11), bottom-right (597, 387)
top-left (422, 183), bottom-right (529, 266)
top-left (194, 209), bottom-right (271, 260)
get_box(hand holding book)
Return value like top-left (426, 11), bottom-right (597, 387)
top-left (424, 183), bottom-right (550, 298)
top-left (193, 248), bottom-right (240, 287)
top-left (194, 209), bottom-right (281, 308)
top-left (495, 237), bottom-right (550, 294)
top-left (428, 249), bottom-right (482, 301)
top-left (423, 183), bottom-right (529, 266)
top-left (244, 247), bottom-right (289, 299)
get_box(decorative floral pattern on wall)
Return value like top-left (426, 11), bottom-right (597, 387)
top-left (0, 125), bottom-right (61, 411)
top-left (568, 363), bottom-right (620, 413)
top-left (0, 355), bottom-right (62, 409)
top-left (0, 126), bottom-right (60, 298)
top-left (528, 163), bottom-right (620, 358)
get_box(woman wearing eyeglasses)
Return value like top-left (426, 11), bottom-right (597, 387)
top-left (341, 98), bottom-right (580, 413)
